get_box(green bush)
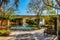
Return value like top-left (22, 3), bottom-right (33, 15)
top-left (26, 19), bottom-right (36, 25)
top-left (0, 29), bottom-right (10, 36)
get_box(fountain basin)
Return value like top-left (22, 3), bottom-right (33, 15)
top-left (10, 26), bottom-right (36, 31)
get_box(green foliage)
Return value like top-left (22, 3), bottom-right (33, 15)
top-left (45, 0), bottom-right (54, 7)
top-left (45, 16), bottom-right (57, 31)
top-left (45, 16), bottom-right (56, 23)
top-left (0, 29), bottom-right (10, 35)
top-left (0, 30), bottom-right (7, 35)
top-left (49, 10), bottom-right (56, 14)
top-left (45, 16), bottom-right (50, 21)
top-left (43, 0), bottom-right (54, 8)
top-left (26, 19), bottom-right (36, 26)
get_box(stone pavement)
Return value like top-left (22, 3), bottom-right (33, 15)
top-left (0, 37), bottom-right (15, 40)
top-left (0, 29), bottom-right (57, 40)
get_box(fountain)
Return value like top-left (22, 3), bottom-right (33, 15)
top-left (23, 23), bottom-right (26, 28)
top-left (11, 20), bottom-right (33, 30)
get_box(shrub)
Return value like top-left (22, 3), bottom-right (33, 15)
top-left (26, 19), bottom-right (36, 26)
top-left (0, 29), bottom-right (10, 36)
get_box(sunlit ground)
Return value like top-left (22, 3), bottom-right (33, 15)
top-left (0, 28), bottom-right (57, 40)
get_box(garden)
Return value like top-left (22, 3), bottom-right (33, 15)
top-left (0, 0), bottom-right (60, 40)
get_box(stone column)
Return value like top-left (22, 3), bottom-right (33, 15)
top-left (23, 18), bottom-right (26, 26)
top-left (0, 20), bottom-right (1, 26)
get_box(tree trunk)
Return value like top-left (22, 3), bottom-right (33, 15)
top-left (56, 0), bottom-right (60, 6)
top-left (36, 11), bottom-right (41, 29)
top-left (37, 14), bottom-right (40, 29)
top-left (36, 10), bottom-right (42, 29)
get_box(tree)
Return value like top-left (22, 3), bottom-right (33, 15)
top-left (28, 0), bottom-right (54, 29)
top-left (0, 7), bottom-right (15, 26)
top-left (0, 0), bottom-right (20, 26)
top-left (5, 7), bottom-right (15, 26)
top-left (43, 0), bottom-right (60, 9)
top-left (28, 0), bottom-right (44, 29)
top-left (43, 0), bottom-right (59, 35)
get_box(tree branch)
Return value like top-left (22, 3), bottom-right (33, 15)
top-left (43, 0), bottom-right (60, 9)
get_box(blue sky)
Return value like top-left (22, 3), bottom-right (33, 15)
top-left (9, 0), bottom-right (60, 15)
top-left (15, 0), bottom-right (35, 15)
